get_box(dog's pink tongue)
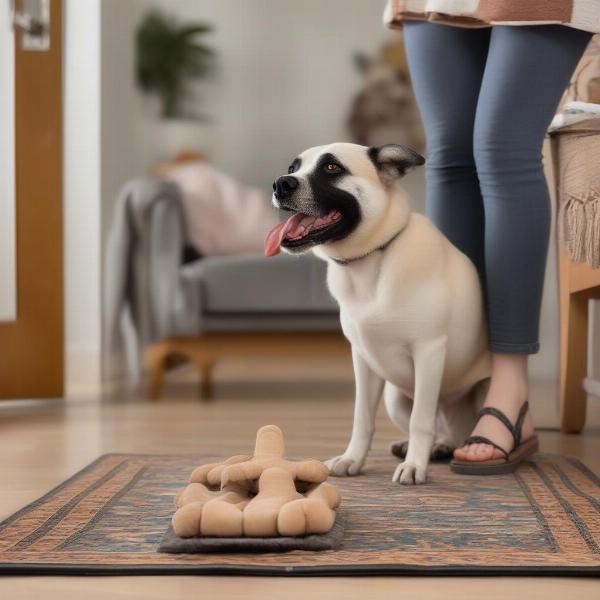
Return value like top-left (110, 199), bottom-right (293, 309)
top-left (264, 212), bottom-right (305, 257)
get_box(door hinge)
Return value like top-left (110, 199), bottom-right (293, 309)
top-left (10, 0), bottom-right (50, 51)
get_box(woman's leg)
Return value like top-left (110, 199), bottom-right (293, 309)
top-left (403, 22), bottom-right (490, 279)
top-left (456, 25), bottom-right (592, 462)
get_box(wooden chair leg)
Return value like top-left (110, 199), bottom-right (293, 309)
top-left (144, 332), bottom-right (349, 402)
top-left (146, 343), bottom-right (168, 400)
top-left (560, 290), bottom-right (589, 433)
top-left (196, 358), bottom-right (215, 400)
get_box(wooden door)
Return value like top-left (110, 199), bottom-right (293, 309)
top-left (0, 0), bottom-right (63, 398)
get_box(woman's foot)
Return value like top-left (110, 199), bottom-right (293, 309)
top-left (453, 353), bottom-right (535, 462)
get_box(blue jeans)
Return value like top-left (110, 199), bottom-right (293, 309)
top-left (403, 23), bottom-right (591, 353)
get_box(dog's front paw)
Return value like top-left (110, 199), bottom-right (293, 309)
top-left (392, 461), bottom-right (427, 485)
top-left (325, 453), bottom-right (365, 477)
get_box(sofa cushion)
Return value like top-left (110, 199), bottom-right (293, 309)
top-left (181, 253), bottom-right (338, 314)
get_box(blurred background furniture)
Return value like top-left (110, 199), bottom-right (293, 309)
top-left (105, 177), bottom-right (345, 399)
top-left (550, 119), bottom-right (600, 433)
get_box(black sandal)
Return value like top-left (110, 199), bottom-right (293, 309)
top-left (450, 401), bottom-right (538, 475)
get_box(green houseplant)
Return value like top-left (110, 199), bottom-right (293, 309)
top-left (136, 10), bottom-right (215, 120)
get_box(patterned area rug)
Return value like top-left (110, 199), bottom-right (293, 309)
top-left (0, 452), bottom-right (599, 576)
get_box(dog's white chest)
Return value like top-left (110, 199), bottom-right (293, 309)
top-left (333, 285), bottom-right (413, 389)
top-left (327, 253), bottom-right (449, 391)
top-left (341, 310), bottom-right (416, 389)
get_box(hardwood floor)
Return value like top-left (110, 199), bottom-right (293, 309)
top-left (1, 356), bottom-right (599, 598)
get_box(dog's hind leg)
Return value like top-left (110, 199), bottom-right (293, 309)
top-left (429, 405), bottom-right (462, 460)
top-left (384, 384), bottom-right (412, 458)
top-left (434, 379), bottom-right (489, 453)
top-left (387, 386), bottom-right (454, 461)
top-left (384, 382), bottom-right (412, 427)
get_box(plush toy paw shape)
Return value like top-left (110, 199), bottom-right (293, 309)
top-left (241, 466), bottom-right (302, 536)
top-left (188, 455), bottom-right (252, 487)
top-left (174, 477), bottom-right (252, 537)
top-left (175, 480), bottom-right (249, 509)
top-left (277, 481), bottom-right (341, 536)
top-left (172, 425), bottom-right (342, 538)
top-left (172, 467), bottom-right (341, 538)
top-left (190, 425), bottom-right (329, 488)
top-left (243, 468), bottom-right (341, 537)
top-left (172, 483), bottom-right (250, 537)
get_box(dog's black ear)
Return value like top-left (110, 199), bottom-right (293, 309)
top-left (368, 144), bottom-right (425, 185)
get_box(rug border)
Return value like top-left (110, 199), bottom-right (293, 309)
top-left (0, 454), bottom-right (117, 531)
top-left (0, 562), bottom-right (599, 577)
top-left (1, 452), bottom-right (599, 577)
top-left (0, 453), bottom-right (193, 532)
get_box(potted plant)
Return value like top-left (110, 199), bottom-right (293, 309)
top-left (136, 10), bottom-right (216, 159)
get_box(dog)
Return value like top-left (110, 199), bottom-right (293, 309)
top-left (265, 143), bottom-right (492, 485)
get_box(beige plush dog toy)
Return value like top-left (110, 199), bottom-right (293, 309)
top-left (172, 425), bottom-right (341, 538)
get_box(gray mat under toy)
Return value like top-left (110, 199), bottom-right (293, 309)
top-left (158, 517), bottom-right (344, 553)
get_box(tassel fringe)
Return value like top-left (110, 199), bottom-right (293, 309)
top-left (559, 190), bottom-right (600, 269)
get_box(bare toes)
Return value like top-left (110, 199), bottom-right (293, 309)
top-left (469, 443), bottom-right (494, 461)
top-left (453, 445), bottom-right (469, 460)
top-left (478, 444), bottom-right (493, 458)
top-left (453, 443), bottom-right (495, 462)
top-left (467, 444), bottom-right (481, 459)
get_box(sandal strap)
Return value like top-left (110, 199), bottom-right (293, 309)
top-left (468, 400), bottom-right (531, 456)
top-left (463, 435), bottom-right (510, 460)
top-left (476, 406), bottom-right (518, 445)
top-left (513, 401), bottom-right (529, 447)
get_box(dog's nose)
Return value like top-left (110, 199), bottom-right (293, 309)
top-left (273, 175), bottom-right (298, 200)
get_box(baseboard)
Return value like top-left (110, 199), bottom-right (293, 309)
top-left (65, 347), bottom-right (101, 397)
top-left (584, 377), bottom-right (600, 400)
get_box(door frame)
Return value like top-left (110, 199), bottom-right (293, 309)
top-left (0, 0), bottom-right (63, 399)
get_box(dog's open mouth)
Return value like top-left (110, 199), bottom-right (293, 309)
top-left (264, 210), bottom-right (342, 256)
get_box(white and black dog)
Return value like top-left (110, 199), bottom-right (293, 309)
top-left (265, 143), bottom-right (492, 485)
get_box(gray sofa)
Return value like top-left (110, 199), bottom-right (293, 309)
top-left (181, 251), bottom-right (340, 332)
top-left (104, 178), bottom-right (341, 384)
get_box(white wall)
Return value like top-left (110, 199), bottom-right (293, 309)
top-left (64, 0), bottom-right (103, 392)
top-left (136, 0), bottom-right (392, 188)
top-left (101, 0), bottom-right (148, 234)
top-left (0, 1), bottom-right (16, 322)
top-left (96, 0), bottom-right (398, 240)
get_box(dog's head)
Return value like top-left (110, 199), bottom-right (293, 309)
top-left (265, 142), bottom-right (424, 258)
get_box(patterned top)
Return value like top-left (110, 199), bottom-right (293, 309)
top-left (384, 0), bottom-right (600, 33)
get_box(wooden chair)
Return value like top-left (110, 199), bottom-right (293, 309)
top-left (550, 121), bottom-right (600, 433)
top-left (146, 332), bottom-right (350, 400)
top-left (558, 253), bottom-right (600, 432)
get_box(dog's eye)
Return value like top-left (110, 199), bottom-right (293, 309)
top-left (324, 163), bottom-right (342, 174)
top-left (287, 165), bottom-right (296, 174)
